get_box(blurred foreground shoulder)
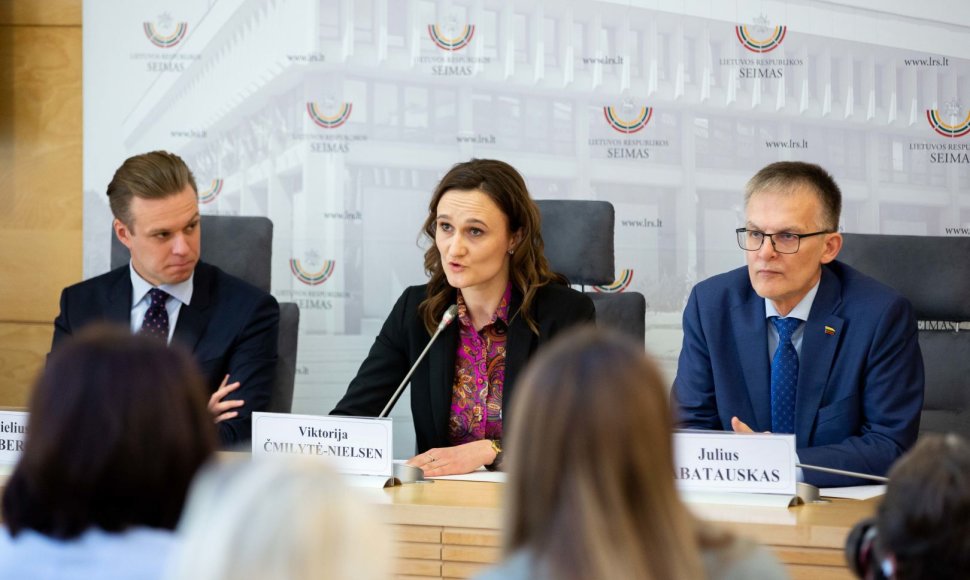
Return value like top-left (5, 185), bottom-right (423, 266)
top-left (472, 551), bottom-right (547, 580)
top-left (702, 536), bottom-right (789, 580)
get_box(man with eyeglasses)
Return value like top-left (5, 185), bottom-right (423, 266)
top-left (672, 161), bottom-right (924, 487)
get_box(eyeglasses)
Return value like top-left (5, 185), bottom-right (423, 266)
top-left (735, 228), bottom-right (831, 254)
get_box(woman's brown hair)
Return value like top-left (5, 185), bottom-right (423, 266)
top-left (504, 327), bottom-right (730, 579)
top-left (418, 158), bottom-right (566, 335)
top-left (2, 325), bottom-right (217, 539)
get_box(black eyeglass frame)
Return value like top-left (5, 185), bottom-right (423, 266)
top-left (735, 228), bottom-right (832, 254)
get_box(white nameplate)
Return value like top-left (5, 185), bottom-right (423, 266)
top-left (673, 431), bottom-right (797, 496)
top-left (252, 413), bottom-right (392, 477)
top-left (0, 411), bottom-right (28, 465)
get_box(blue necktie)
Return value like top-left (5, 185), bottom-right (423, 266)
top-left (770, 316), bottom-right (800, 433)
top-left (140, 288), bottom-right (170, 342)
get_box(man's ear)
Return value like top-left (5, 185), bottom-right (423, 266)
top-left (820, 232), bottom-right (843, 264)
top-left (114, 218), bottom-right (134, 250)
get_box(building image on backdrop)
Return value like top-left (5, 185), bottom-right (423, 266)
top-left (83, 0), bottom-right (970, 455)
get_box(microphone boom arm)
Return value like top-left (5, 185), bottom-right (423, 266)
top-left (378, 305), bottom-right (458, 418)
top-left (796, 463), bottom-right (889, 483)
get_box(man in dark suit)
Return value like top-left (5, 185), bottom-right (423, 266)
top-left (673, 161), bottom-right (924, 487)
top-left (51, 151), bottom-right (279, 446)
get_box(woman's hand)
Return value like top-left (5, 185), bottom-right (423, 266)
top-left (406, 440), bottom-right (497, 477)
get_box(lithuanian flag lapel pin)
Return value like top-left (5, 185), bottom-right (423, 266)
top-left (824, 325), bottom-right (836, 336)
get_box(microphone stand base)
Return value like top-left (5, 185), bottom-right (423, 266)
top-left (796, 482), bottom-right (827, 504)
top-left (394, 462), bottom-right (431, 484)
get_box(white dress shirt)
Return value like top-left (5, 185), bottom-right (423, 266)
top-left (129, 263), bottom-right (194, 344)
top-left (764, 277), bottom-right (821, 360)
top-left (762, 276), bottom-right (822, 481)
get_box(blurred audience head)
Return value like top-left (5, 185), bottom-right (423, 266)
top-left (504, 326), bottom-right (709, 579)
top-left (2, 324), bottom-right (216, 539)
top-left (847, 433), bottom-right (970, 579)
top-left (167, 457), bottom-right (391, 580)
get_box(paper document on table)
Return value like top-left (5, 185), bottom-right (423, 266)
top-left (821, 485), bottom-right (886, 500)
top-left (427, 468), bottom-right (507, 483)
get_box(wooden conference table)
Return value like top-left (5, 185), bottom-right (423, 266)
top-left (381, 479), bottom-right (875, 580)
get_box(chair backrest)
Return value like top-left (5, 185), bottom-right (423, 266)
top-left (537, 199), bottom-right (646, 343)
top-left (536, 200), bottom-right (615, 286)
top-left (268, 302), bottom-right (300, 413)
top-left (110, 214), bottom-right (299, 413)
top-left (111, 215), bottom-right (273, 293)
top-left (839, 233), bottom-right (970, 437)
top-left (586, 292), bottom-right (646, 341)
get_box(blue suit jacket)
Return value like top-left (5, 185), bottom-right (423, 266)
top-left (673, 261), bottom-right (924, 487)
top-left (51, 262), bottom-right (280, 447)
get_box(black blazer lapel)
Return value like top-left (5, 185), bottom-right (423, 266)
top-left (104, 268), bottom-right (134, 325)
top-left (733, 294), bottom-right (772, 431)
top-left (795, 267), bottom-right (844, 442)
top-left (172, 263), bottom-right (213, 353)
top-left (504, 316), bottom-right (533, 404)
top-left (504, 290), bottom-right (535, 427)
top-left (427, 322), bottom-right (458, 445)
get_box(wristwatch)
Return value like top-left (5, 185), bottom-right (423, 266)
top-left (486, 439), bottom-right (504, 471)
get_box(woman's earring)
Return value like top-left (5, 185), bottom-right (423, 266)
top-left (508, 249), bottom-right (514, 255)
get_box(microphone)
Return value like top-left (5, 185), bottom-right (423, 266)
top-left (436, 304), bottom-right (459, 332)
top-left (379, 305), bottom-right (459, 418)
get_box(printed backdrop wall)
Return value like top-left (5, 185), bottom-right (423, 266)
top-left (84, 0), bottom-right (970, 456)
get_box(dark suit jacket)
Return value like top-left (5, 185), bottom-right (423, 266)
top-left (331, 283), bottom-right (595, 453)
top-left (672, 261), bottom-right (924, 487)
top-left (51, 262), bottom-right (280, 447)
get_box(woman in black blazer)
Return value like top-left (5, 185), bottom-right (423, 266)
top-left (332, 159), bottom-right (594, 475)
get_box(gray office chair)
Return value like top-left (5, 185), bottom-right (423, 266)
top-left (838, 233), bottom-right (970, 438)
top-left (111, 215), bottom-right (274, 291)
top-left (111, 215), bottom-right (299, 413)
top-left (536, 200), bottom-right (646, 342)
top-left (267, 302), bottom-right (300, 413)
